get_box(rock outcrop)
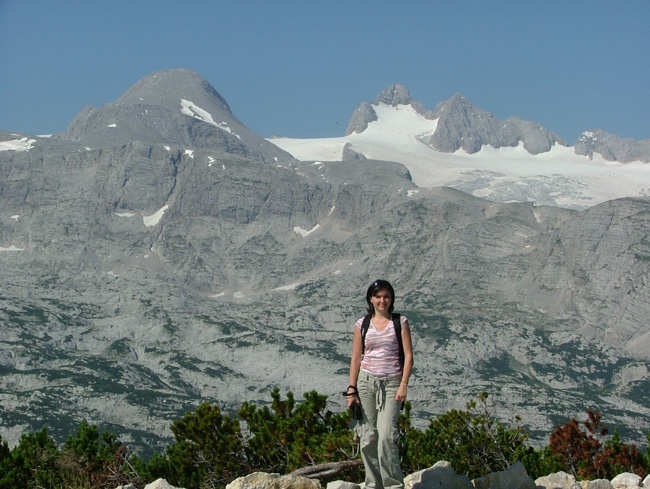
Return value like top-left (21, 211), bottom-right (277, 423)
top-left (611, 473), bottom-right (643, 489)
top-left (536, 471), bottom-right (582, 489)
top-left (472, 462), bottom-right (536, 489)
top-left (580, 481), bottom-right (615, 489)
top-left (574, 129), bottom-right (650, 163)
top-left (226, 472), bottom-right (321, 489)
top-left (427, 94), bottom-right (566, 154)
top-left (403, 460), bottom-right (473, 489)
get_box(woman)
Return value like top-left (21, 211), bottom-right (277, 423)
top-left (346, 279), bottom-right (414, 489)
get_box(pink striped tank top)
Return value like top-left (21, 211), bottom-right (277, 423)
top-left (355, 315), bottom-right (407, 377)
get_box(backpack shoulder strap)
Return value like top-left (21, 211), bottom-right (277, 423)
top-left (392, 313), bottom-right (405, 369)
top-left (361, 314), bottom-right (371, 354)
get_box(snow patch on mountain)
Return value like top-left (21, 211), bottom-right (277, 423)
top-left (0, 137), bottom-right (36, 152)
top-left (143, 205), bottom-right (169, 227)
top-left (180, 98), bottom-right (241, 139)
top-left (294, 224), bottom-right (320, 237)
top-left (0, 245), bottom-right (24, 252)
top-left (273, 282), bottom-right (301, 291)
top-left (181, 98), bottom-right (218, 125)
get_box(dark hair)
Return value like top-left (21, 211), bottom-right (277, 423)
top-left (366, 279), bottom-right (395, 316)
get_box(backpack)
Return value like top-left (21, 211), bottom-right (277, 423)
top-left (360, 313), bottom-right (405, 369)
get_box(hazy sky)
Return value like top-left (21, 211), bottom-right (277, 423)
top-left (1, 0), bottom-right (649, 142)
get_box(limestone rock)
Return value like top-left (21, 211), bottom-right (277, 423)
top-left (326, 481), bottom-right (361, 489)
top-left (403, 460), bottom-right (473, 489)
top-left (535, 471), bottom-right (581, 489)
top-left (342, 143), bottom-right (366, 161)
top-left (427, 93), bottom-right (565, 154)
top-left (580, 480), bottom-right (614, 489)
top-left (144, 478), bottom-right (184, 489)
top-left (345, 102), bottom-right (377, 135)
top-left (226, 472), bottom-right (321, 489)
top-left (375, 84), bottom-right (412, 106)
top-left (611, 473), bottom-right (642, 489)
top-left (472, 462), bottom-right (536, 489)
top-left (574, 129), bottom-right (650, 163)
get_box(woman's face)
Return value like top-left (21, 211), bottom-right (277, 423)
top-left (370, 288), bottom-right (393, 314)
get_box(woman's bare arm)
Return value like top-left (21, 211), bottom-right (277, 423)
top-left (347, 325), bottom-right (363, 407)
top-left (395, 319), bottom-right (414, 401)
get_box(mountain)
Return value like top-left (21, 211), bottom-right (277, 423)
top-left (1, 71), bottom-right (649, 455)
top-left (575, 129), bottom-right (650, 163)
top-left (345, 84), bottom-right (565, 154)
top-left (270, 85), bottom-right (650, 210)
top-left (61, 68), bottom-right (293, 164)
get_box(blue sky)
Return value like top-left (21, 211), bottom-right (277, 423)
top-left (1, 0), bottom-right (648, 142)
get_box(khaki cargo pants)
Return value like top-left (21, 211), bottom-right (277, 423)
top-left (355, 370), bottom-right (403, 489)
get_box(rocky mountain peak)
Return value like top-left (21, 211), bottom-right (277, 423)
top-left (115, 68), bottom-right (232, 114)
top-left (345, 83), bottom-right (430, 135)
top-left (375, 83), bottom-right (412, 106)
top-left (432, 92), bottom-right (480, 119)
top-left (60, 68), bottom-right (293, 163)
top-left (427, 92), bottom-right (565, 154)
top-left (574, 129), bottom-right (650, 163)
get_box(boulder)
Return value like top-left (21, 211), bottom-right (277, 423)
top-left (643, 475), bottom-right (650, 488)
top-left (472, 462), bottom-right (536, 489)
top-left (226, 472), bottom-right (321, 489)
top-left (535, 471), bottom-right (581, 489)
top-left (403, 460), bottom-right (473, 489)
top-left (326, 482), bottom-right (361, 489)
top-left (580, 480), bottom-right (614, 489)
top-left (611, 473), bottom-right (642, 489)
top-left (144, 479), bottom-right (184, 489)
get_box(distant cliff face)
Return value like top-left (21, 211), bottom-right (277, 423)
top-left (575, 129), bottom-right (650, 163)
top-left (0, 70), bottom-right (648, 454)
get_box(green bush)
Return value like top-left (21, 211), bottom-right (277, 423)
top-left (1, 428), bottom-right (61, 489)
top-left (401, 392), bottom-right (530, 478)
top-left (1, 390), bottom-right (648, 488)
top-left (238, 388), bottom-right (356, 476)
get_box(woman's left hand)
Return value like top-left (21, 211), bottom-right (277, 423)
top-left (395, 383), bottom-right (407, 402)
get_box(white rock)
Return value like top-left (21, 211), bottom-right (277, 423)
top-left (535, 471), bottom-right (581, 489)
top-left (580, 480), bottom-right (614, 489)
top-left (144, 478), bottom-right (184, 489)
top-left (472, 462), bottom-right (536, 489)
top-left (611, 473), bottom-right (642, 489)
top-left (327, 482), bottom-right (361, 489)
top-left (642, 475), bottom-right (650, 488)
top-left (115, 484), bottom-right (137, 489)
top-left (403, 460), bottom-right (473, 489)
top-left (226, 472), bottom-right (321, 489)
